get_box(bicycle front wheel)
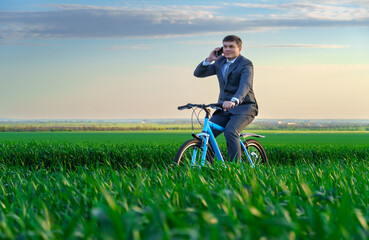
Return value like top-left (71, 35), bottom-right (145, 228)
top-left (174, 139), bottom-right (214, 167)
top-left (241, 139), bottom-right (268, 166)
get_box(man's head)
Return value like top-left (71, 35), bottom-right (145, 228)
top-left (222, 35), bottom-right (242, 61)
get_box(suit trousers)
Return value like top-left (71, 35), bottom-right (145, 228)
top-left (210, 110), bottom-right (255, 162)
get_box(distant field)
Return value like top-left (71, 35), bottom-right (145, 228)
top-left (1, 131), bottom-right (369, 146)
top-left (1, 119), bottom-right (369, 132)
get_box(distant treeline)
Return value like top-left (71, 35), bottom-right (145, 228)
top-left (249, 122), bottom-right (369, 131)
top-left (1, 121), bottom-right (369, 132)
top-left (0, 126), bottom-right (190, 132)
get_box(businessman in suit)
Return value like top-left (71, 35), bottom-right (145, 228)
top-left (194, 35), bottom-right (258, 162)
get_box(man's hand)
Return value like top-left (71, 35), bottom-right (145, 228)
top-left (205, 47), bottom-right (222, 63)
top-left (222, 101), bottom-right (236, 110)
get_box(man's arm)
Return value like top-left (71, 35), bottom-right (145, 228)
top-left (194, 47), bottom-right (222, 78)
top-left (193, 61), bottom-right (216, 78)
top-left (233, 63), bottom-right (253, 103)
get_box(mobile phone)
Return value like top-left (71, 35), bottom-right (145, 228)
top-left (215, 47), bottom-right (223, 57)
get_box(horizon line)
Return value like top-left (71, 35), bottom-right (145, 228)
top-left (1, 118), bottom-right (369, 122)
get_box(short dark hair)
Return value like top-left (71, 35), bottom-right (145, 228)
top-left (223, 35), bottom-right (242, 47)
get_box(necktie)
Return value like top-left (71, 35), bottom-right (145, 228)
top-left (223, 62), bottom-right (231, 81)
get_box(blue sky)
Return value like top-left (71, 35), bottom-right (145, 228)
top-left (1, 0), bottom-right (368, 119)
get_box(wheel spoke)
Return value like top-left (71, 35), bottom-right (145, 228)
top-left (241, 139), bottom-right (268, 167)
top-left (191, 147), bottom-right (198, 166)
top-left (174, 139), bottom-right (214, 167)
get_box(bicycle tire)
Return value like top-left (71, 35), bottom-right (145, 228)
top-left (241, 139), bottom-right (268, 166)
top-left (174, 139), bottom-right (214, 166)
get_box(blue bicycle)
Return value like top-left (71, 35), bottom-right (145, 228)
top-left (174, 103), bottom-right (268, 167)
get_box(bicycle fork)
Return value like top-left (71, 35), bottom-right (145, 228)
top-left (240, 140), bottom-right (255, 168)
top-left (195, 132), bottom-right (210, 167)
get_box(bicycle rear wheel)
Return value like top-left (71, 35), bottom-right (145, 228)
top-left (174, 139), bottom-right (214, 167)
top-left (241, 139), bottom-right (268, 166)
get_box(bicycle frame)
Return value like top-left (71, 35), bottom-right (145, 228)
top-left (194, 114), bottom-right (255, 168)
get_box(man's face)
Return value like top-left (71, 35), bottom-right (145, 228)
top-left (223, 41), bottom-right (242, 60)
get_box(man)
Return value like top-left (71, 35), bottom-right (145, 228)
top-left (194, 35), bottom-right (258, 162)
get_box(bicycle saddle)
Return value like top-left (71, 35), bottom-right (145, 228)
top-left (240, 132), bottom-right (265, 138)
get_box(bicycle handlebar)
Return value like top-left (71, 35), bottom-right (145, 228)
top-left (177, 103), bottom-right (223, 111)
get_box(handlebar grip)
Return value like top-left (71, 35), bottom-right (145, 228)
top-left (210, 103), bottom-right (223, 110)
top-left (177, 104), bottom-right (191, 110)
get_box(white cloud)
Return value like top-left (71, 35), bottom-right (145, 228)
top-left (230, 1), bottom-right (369, 20)
top-left (0, 41), bottom-right (54, 46)
top-left (258, 64), bottom-right (369, 71)
top-left (0, 3), bottom-right (368, 40)
top-left (178, 40), bottom-right (221, 45)
top-left (250, 44), bottom-right (350, 48)
top-left (108, 44), bottom-right (152, 51)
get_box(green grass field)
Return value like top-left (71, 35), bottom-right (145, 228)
top-left (0, 131), bottom-right (369, 239)
top-left (1, 131), bottom-right (369, 146)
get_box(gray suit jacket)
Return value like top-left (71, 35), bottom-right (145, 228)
top-left (194, 55), bottom-right (258, 116)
